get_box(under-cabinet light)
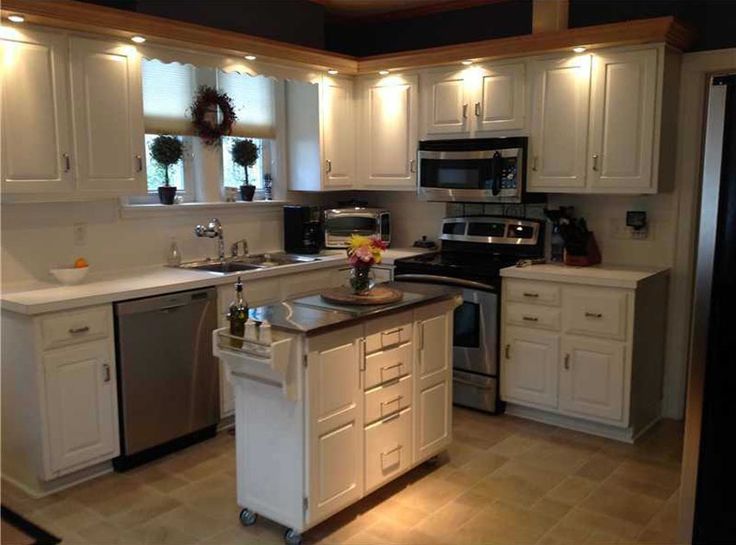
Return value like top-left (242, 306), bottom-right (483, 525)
top-left (573, 46), bottom-right (587, 53)
top-left (130, 35), bottom-right (146, 44)
top-left (327, 69), bottom-right (339, 75)
top-left (7, 14), bottom-right (25, 23)
top-left (244, 55), bottom-right (257, 61)
top-left (461, 60), bottom-right (473, 66)
top-left (379, 70), bottom-right (390, 75)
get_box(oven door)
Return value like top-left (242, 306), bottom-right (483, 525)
top-left (417, 149), bottom-right (522, 203)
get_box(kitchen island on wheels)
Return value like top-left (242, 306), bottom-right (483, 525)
top-left (214, 282), bottom-right (461, 545)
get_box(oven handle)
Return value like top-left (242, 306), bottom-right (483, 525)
top-left (394, 274), bottom-right (496, 292)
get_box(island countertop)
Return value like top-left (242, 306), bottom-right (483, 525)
top-left (249, 281), bottom-right (462, 336)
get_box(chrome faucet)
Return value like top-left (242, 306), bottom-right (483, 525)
top-left (231, 238), bottom-right (249, 258)
top-left (194, 218), bottom-right (224, 260)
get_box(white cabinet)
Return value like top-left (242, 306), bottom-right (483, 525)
top-left (286, 76), bottom-right (355, 191)
top-left (588, 49), bottom-right (658, 192)
top-left (414, 305), bottom-right (452, 461)
top-left (528, 55), bottom-right (592, 191)
top-left (357, 74), bottom-right (418, 189)
top-left (420, 62), bottom-right (525, 137)
top-left (43, 341), bottom-right (118, 474)
top-left (502, 327), bottom-right (559, 409)
top-left (560, 338), bottom-right (625, 422)
top-left (1, 28), bottom-right (74, 194)
top-left (307, 326), bottom-right (364, 522)
top-left (69, 37), bottom-right (146, 195)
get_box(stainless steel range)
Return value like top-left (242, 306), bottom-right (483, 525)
top-left (394, 216), bottom-right (544, 413)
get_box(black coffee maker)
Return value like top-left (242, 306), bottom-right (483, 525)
top-left (283, 205), bottom-right (323, 254)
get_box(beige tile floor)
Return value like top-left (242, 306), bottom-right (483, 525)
top-left (1, 409), bottom-right (684, 545)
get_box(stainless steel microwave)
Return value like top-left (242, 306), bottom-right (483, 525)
top-left (323, 208), bottom-right (390, 249)
top-left (417, 137), bottom-right (537, 203)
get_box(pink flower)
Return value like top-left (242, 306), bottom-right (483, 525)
top-left (355, 246), bottom-right (374, 264)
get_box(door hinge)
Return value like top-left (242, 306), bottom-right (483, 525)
top-left (303, 497), bottom-right (309, 512)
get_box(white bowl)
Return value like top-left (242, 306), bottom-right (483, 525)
top-left (50, 266), bottom-right (90, 285)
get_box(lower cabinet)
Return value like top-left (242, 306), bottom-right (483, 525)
top-left (43, 341), bottom-right (118, 474)
top-left (365, 408), bottom-right (412, 493)
top-left (559, 337), bottom-right (625, 421)
top-left (502, 327), bottom-right (559, 409)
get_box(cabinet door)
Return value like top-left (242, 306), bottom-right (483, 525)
top-left (560, 338), bottom-right (626, 423)
top-left (357, 74), bottom-right (418, 189)
top-left (415, 309), bottom-right (452, 461)
top-left (529, 55), bottom-right (591, 191)
top-left (307, 325), bottom-right (363, 524)
top-left (588, 49), bottom-right (658, 192)
top-left (475, 62), bottom-right (526, 132)
top-left (70, 37), bottom-right (146, 194)
top-left (421, 69), bottom-right (469, 135)
top-left (322, 76), bottom-right (355, 188)
top-left (1, 28), bottom-right (74, 193)
top-left (43, 341), bottom-right (119, 475)
top-left (501, 327), bottom-right (559, 408)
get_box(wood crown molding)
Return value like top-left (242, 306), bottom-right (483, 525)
top-left (0, 0), bottom-right (696, 77)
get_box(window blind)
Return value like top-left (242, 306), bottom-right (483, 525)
top-left (218, 71), bottom-right (276, 139)
top-left (142, 59), bottom-right (196, 135)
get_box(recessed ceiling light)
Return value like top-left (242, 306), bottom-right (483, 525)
top-left (7, 14), bottom-right (25, 23)
top-left (130, 35), bottom-right (146, 44)
top-left (244, 55), bottom-right (257, 61)
top-left (379, 70), bottom-right (390, 75)
top-left (573, 46), bottom-right (587, 53)
top-left (327, 69), bottom-right (338, 75)
top-left (461, 60), bottom-right (473, 66)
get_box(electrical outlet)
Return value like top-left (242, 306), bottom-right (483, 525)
top-left (73, 223), bottom-right (87, 246)
top-left (609, 218), bottom-right (651, 240)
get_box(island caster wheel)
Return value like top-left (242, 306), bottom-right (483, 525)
top-left (239, 508), bottom-right (258, 527)
top-left (284, 528), bottom-right (303, 545)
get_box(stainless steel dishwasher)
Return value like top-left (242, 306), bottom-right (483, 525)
top-left (113, 287), bottom-right (219, 470)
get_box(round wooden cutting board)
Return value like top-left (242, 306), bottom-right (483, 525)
top-left (321, 286), bottom-right (403, 306)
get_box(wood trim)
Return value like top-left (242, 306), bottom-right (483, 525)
top-left (324, 0), bottom-right (507, 24)
top-left (0, 0), bottom-right (359, 74)
top-left (0, 1), bottom-right (695, 77)
top-left (357, 16), bottom-right (696, 73)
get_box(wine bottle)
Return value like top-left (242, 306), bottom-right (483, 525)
top-left (227, 276), bottom-right (248, 347)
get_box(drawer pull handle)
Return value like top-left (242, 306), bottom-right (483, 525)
top-left (381, 413), bottom-right (401, 424)
top-left (504, 344), bottom-right (510, 359)
top-left (522, 316), bottom-right (539, 322)
top-left (381, 362), bottom-right (403, 377)
top-left (585, 312), bottom-right (603, 319)
top-left (532, 156), bottom-right (538, 171)
top-left (359, 338), bottom-right (366, 372)
top-left (62, 153), bottom-right (71, 172)
top-left (68, 326), bottom-right (90, 334)
top-left (325, 159), bottom-right (332, 173)
top-left (381, 328), bottom-right (403, 337)
top-left (409, 159), bottom-right (417, 173)
top-left (103, 363), bottom-right (111, 382)
top-left (522, 292), bottom-right (539, 298)
top-left (380, 395), bottom-right (402, 411)
top-left (135, 155), bottom-right (143, 172)
top-left (474, 102), bottom-right (481, 117)
top-left (381, 444), bottom-right (402, 457)
top-left (592, 154), bottom-right (600, 171)
top-left (564, 353), bottom-right (570, 370)
top-left (462, 103), bottom-right (468, 119)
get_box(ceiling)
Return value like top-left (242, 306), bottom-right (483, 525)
top-left (313, 0), bottom-right (500, 21)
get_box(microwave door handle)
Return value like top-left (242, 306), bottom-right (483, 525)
top-left (491, 151), bottom-right (502, 196)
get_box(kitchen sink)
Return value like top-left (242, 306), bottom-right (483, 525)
top-left (246, 253), bottom-right (321, 266)
top-left (176, 253), bottom-right (320, 274)
top-left (179, 261), bottom-right (265, 274)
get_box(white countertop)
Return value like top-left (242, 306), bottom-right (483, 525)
top-left (0, 248), bottom-right (430, 315)
top-left (500, 263), bottom-right (669, 289)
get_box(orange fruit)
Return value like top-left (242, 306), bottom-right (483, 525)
top-left (73, 257), bottom-right (89, 268)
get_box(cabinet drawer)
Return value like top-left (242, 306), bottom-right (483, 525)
top-left (564, 287), bottom-right (629, 340)
top-left (506, 280), bottom-right (560, 306)
top-left (364, 342), bottom-right (412, 390)
top-left (40, 306), bottom-right (110, 350)
top-left (365, 408), bottom-right (412, 492)
top-left (365, 374), bottom-right (412, 425)
top-left (505, 303), bottom-right (561, 331)
top-left (365, 313), bottom-right (412, 354)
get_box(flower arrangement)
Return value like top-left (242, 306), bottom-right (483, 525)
top-left (346, 235), bottom-right (388, 294)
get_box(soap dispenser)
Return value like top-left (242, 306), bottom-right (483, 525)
top-left (166, 237), bottom-right (182, 266)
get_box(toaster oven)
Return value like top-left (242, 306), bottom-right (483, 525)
top-left (323, 208), bottom-right (391, 249)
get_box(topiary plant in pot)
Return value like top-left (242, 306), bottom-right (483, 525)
top-left (150, 135), bottom-right (184, 205)
top-left (231, 139), bottom-right (259, 201)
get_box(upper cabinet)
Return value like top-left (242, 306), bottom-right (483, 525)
top-left (420, 62), bottom-right (526, 138)
top-left (286, 76), bottom-right (356, 191)
top-left (69, 38), bottom-right (146, 195)
top-left (1, 30), bottom-right (147, 200)
top-left (1, 28), bottom-right (75, 194)
top-left (528, 46), bottom-right (674, 194)
top-left (357, 74), bottom-right (419, 190)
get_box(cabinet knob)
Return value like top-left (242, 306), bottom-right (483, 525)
top-left (474, 102), bottom-right (481, 117)
top-left (592, 154), bottom-right (600, 171)
top-left (462, 104), bottom-right (468, 119)
top-left (564, 354), bottom-right (570, 370)
top-left (62, 154), bottom-right (71, 173)
top-left (325, 159), bottom-right (332, 174)
top-left (504, 344), bottom-right (511, 359)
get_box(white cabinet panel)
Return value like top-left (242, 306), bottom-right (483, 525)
top-left (364, 408), bottom-right (412, 492)
top-left (1, 28), bottom-right (74, 193)
top-left (70, 37), bottom-right (146, 194)
top-left (560, 338), bottom-right (625, 422)
top-left (564, 287), bottom-right (628, 341)
top-left (476, 62), bottom-right (526, 132)
top-left (422, 70), bottom-right (468, 135)
top-left (415, 380), bottom-right (451, 461)
top-left (529, 55), bottom-right (591, 190)
top-left (502, 327), bottom-right (559, 409)
top-left (322, 76), bottom-right (355, 187)
top-left (588, 49), bottom-right (658, 192)
top-left (43, 341), bottom-right (118, 475)
top-left (358, 74), bottom-right (418, 188)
